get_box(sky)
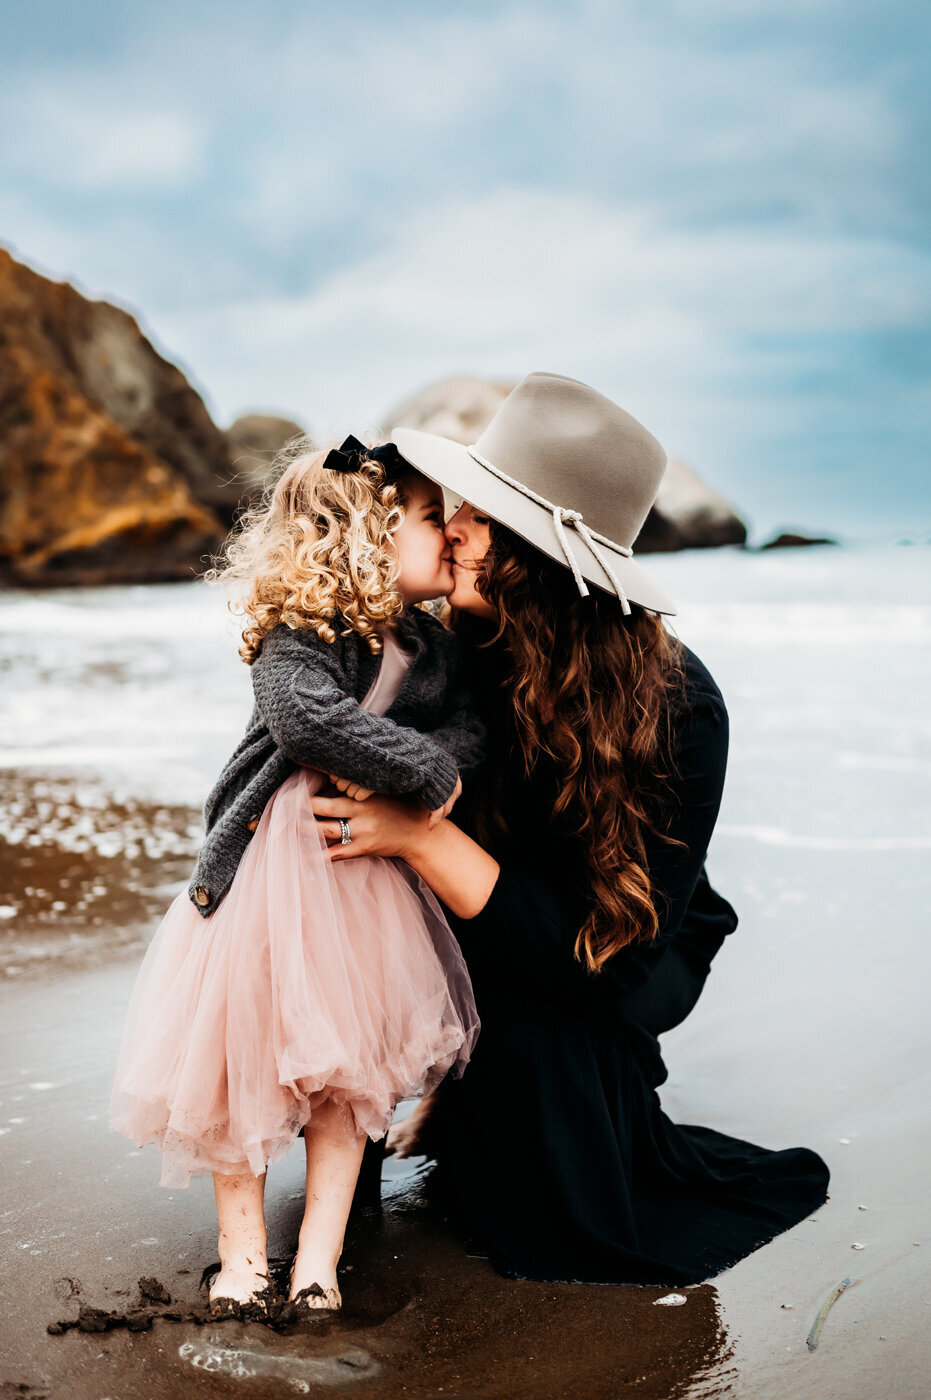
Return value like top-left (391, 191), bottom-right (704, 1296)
top-left (1, 0), bottom-right (928, 543)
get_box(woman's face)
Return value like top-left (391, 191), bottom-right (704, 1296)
top-left (444, 502), bottom-right (497, 619)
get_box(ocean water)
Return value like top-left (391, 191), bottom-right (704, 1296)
top-left (0, 541), bottom-right (928, 972)
top-left (3, 537), bottom-right (924, 817)
top-left (2, 540), bottom-right (928, 812)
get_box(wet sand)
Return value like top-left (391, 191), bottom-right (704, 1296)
top-left (2, 545), bottom-right (930, 1396)
top-left (0, 772), bottom-right (199, 977)
top-left (1, 961), bottom-right (734, 1400)
top-left (1, 929), bottom-right (927, 1399)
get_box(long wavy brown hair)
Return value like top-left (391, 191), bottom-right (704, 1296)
top-left (462, 520), bottom-right (689, 973)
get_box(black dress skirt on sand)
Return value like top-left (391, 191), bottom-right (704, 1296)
top-left (429, 641), bottom-right (830, 1286)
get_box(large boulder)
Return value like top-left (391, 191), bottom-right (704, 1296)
top-left (383, 375), bottom-right (747, 552)
top-left (636, 456), bottom-right (747, 553)
top-left (224, 413), bottom-right (308, 503)
top-left (382, 375), bottom-right (516, 441)
top-left (0, 248), bottom-right (235, 586)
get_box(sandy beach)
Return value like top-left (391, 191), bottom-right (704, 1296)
top-left (1, 542), bottom-right (929, 1398)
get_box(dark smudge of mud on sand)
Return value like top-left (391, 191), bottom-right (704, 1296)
top-left (39, 1185), bottom-right (734, 1400)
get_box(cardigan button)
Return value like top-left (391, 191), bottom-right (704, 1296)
top-left (247, 814), bottom-right (261, 832)
top-left (193, 885), bottom-right (210, 907)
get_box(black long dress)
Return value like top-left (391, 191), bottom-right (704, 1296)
top-left (431, 639), bottom-right (830, 1285)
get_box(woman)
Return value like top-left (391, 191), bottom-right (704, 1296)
top-left (313, 371), bottom-right (830, 1285)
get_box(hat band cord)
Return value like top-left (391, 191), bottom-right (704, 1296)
top-left (465, 447), bottom-right (633, 615)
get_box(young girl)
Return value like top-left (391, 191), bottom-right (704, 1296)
top-left (110, 434), bottom-right (483, 1315)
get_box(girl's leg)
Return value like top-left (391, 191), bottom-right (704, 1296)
top-left (290, 1099), bottom-right (367, 1308)
top-left (210, 1170), bottom-right (269, 1306)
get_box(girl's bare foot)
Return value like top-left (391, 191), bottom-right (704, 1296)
top-left (209, 1257), bottom-right (271, 1313)
top-left (385, 1094), bottom-right (436, 1159)
top-left (289, 1247), bottom-right (341, 1311)
top-left (291, 1281), bottom-right (341, 1312)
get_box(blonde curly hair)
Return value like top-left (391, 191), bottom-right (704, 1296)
top-left (206, 435), bottom-right (409, 664)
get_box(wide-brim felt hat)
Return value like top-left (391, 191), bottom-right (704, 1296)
top-left (392, 371), bottom-right (677, 616)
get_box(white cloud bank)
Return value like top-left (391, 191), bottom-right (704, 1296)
top-left (153, 187), bottom-right (928, 446)
top-left (4, 86), bottom-right (206, 191)
top-left (0, 0), bottom-right (926, 535)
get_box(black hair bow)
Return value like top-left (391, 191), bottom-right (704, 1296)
top-left (323, 434), bottom-right (408, 482)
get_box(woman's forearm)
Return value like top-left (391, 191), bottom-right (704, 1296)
top-left (311, 791), bottom-right (499, 917)
top-left (404, 819), bottom-right (500, 919)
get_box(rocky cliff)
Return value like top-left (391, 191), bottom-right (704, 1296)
top-left (1, 254), bottom-right (749, 589)
top-left (0, 249), bottom-right (235, 586)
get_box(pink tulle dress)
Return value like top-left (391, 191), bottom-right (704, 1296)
top-left (110, 632), bottom-right (480, 1188)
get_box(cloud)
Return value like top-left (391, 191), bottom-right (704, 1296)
top-left (0, 0), bottom-right (915, 262)
top-left (0, 0), bottom-right (926, 535)
top-left (151, 186), bottom-right (928, 421)
top-left (2, 86), bottom-right (206, 191)
top-left (132, 183), bottom-right (927, 538)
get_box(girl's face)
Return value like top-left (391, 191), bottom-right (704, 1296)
top-left (444, 502), bottom-right (497, 619)
top-left (393, 472), bottom-right (455, 604)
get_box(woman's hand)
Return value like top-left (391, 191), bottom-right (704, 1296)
top-left (311, 792), bottom-right (431, 862)
top-left (327, 773), bottom-right (375, 802)
top-left (428, 774), bottom-right (462, 829)
top-left (320, 771), bottom-right (460, 822)
top-left (385, 1093), bottom-right (437, 1159)
top-left (310, 791), bottom-right (500, 919)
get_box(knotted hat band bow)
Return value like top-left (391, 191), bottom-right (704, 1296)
top-left (322, 434), bottom-right (408, 482)
top-left (465, 447), bottom-right (633, 614)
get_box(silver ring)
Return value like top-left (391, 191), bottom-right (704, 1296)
top-left (338, 818), bottom-right (352, 846)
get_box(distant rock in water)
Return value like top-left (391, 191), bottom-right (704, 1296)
top-left (637, 457), bottom-right (747, 553)
top-left (383, 375), bottom-right (747, 553)
top-left (382, 375), bottom-right (516, 442)
top-left (760, 531), bottom-right (838, 551)
top-left (0, 248), bottom-right (237, 587)
top-left (224, 413), bottom-right (307, 503)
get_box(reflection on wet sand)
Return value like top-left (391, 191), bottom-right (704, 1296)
top-left (45, 1180), bottom-right (735, 1400)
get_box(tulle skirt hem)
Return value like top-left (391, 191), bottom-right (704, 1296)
top-left (109, 767), bottom-right (480, 1187)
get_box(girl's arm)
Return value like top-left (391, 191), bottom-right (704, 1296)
top-left (426, 692), bottom-right (486, 775)
top-left (420, 623), bottom-right (487, 776)
top-left (251, 625), bottom-right (460, 811)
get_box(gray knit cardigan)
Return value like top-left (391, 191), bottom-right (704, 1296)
top-left (187, 609), bottom-right (486, 917)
